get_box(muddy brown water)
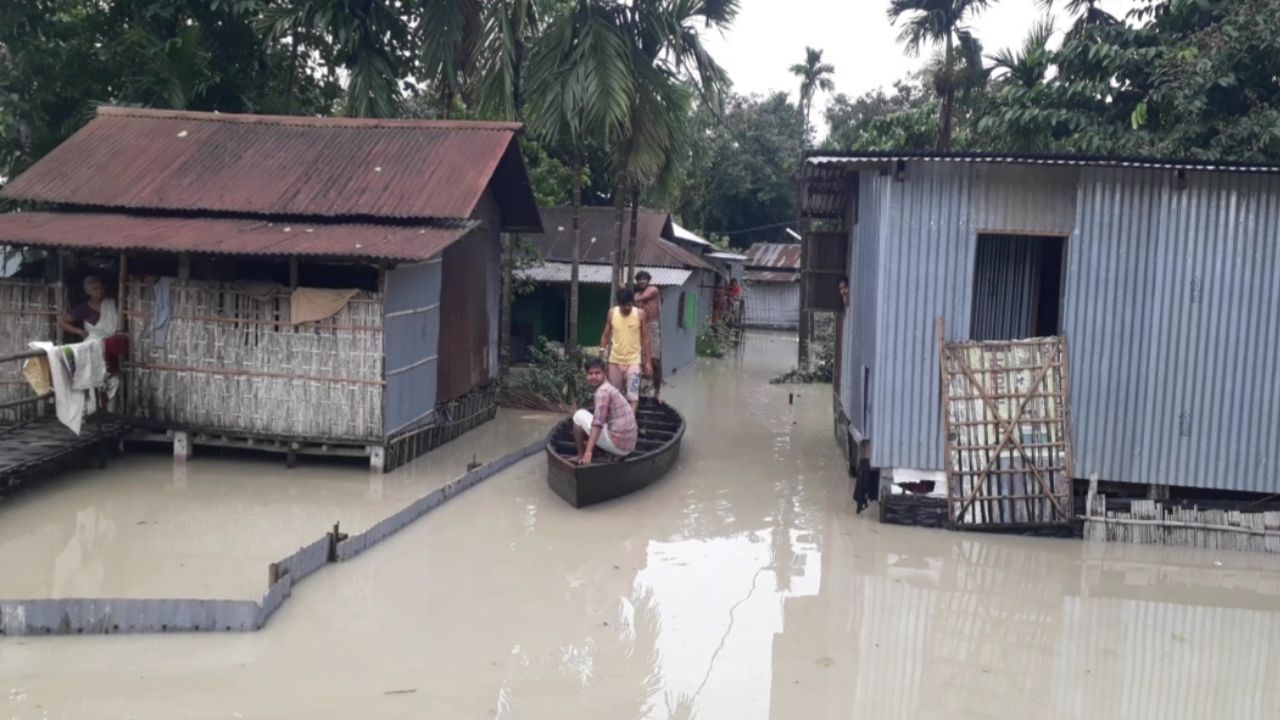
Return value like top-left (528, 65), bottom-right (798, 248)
top-left (2, 331), bottom-right (1279, 719)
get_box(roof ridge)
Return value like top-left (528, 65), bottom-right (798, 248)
top-left (96, 106), bottom-right (523, 132)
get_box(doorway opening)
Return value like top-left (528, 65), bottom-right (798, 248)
top-left (971, 233), bottom-right (1066, 341)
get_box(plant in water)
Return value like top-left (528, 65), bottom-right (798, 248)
top-left (696, 321), bottom-right (736, 359)
top-left (499, 336), bottom-right (593, 412)
top-left (773, 313), bottom-right (835, 383)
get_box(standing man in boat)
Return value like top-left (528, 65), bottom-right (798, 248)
top-left (630, 271), bottom-right (663, 404)
top-left (599, 288), bottom-right (651, 415)
top-left (572, 357), bottom-right (638, 464)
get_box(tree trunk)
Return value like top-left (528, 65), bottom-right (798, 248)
top-left (939, 33), bottom-right (955, 151)
top-left (626, 184), bottom-right (642, 283)
top-left (499, 232), bottom-right (515, 375)
top-left (612, 188), bottom-right (626, 289)
top-left (568, 161), bottom-right (583, 350)
top-left (284, 31), bottom-right (300, 115)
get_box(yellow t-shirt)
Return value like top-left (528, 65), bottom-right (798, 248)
top-left (608, 306), bottom-right (644, 365)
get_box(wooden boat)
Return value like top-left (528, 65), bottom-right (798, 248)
top-left (545, 397), bottom-right (685, 508)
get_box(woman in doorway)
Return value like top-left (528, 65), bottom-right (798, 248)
top-left (58, 275), bottom-right (119, 341)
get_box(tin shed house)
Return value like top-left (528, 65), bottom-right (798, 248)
top-left (514, 206), bottom-right (716, 371)
top-left (742, 243), bottom-right (801, 329)
top-left (803, 151), bottom-right (1280, 506)
top-left (0, 107), bottom-right (541, 471)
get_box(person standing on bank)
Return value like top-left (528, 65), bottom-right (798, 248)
top-left (599, 288), bottom-right (651, 415)
top-left (59, 275), bottom-right (119, 341)
top-left (630, 271), bottom-right (663, 404)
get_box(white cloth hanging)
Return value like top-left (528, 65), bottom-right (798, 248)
top-left (84, 298), bottom-right (118, 340)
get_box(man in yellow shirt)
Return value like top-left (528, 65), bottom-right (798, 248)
top-left (600, 288), bottom-right (651, 414)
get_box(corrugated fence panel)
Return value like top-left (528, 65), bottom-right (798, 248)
top-left (872, 163), bottom-right (975, 470)
top-left (742, 282), bottom-right (799, 328)
top-left (384, 260), bottom-right (442, 436)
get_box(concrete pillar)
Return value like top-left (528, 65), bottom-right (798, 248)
top-left (173, 431), bottom-right (192, 461)
top-left (368, 445), bottom-right (386, 473)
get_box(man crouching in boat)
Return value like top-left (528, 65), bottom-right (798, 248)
top-left (573, 357), bottom-right (639, 465)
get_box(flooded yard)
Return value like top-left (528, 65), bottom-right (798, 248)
top-left (2, 330), bottom-right (1279, 719)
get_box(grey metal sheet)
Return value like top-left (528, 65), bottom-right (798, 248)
top-left (0, 598), bottom-right (261, 635)
top-left (384, 260), bottom-right (441, 435)
top-left (273, 534), bottom-right (332, 586)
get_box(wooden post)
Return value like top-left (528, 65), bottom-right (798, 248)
top-left (499, 234), bottom-right (514, 376)
top-left (178, 253), bottom-right (191, 284)
top-left (174, 431), bottom-right (192, 461)
top-left (116, 253), bottom-right (129, 333)
top-left (289, 257), bottom-right (299, 289)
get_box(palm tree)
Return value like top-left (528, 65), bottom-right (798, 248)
top-left (789, 46), bottom-right (834, 148)
top-left (887, 0), bottom-right (992, 150)
top-left (614, 0), bottom-right (738, 282)
top-left (261, 0), bottom-right (410, 118)
top-left (475, 0), bottom-right (544, 122)
top-left (420, 0), bottom-right (483, 118)
top-left (527, 0), bottom-right (635, 349)
top-left (989, 18), bottom-right (1054, 90)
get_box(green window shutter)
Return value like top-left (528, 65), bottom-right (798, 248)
top-left (681, 291), bottom-right (698, 329)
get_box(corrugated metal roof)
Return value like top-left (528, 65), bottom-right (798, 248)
top-left (746, 243), bottom-right (801, 270)
top-left (527, 206), bottom-right (714, 271)
top-left (808, 149), bottom-right (1280, 174)
top-left (0, 107), bottom-right (541, 230)
top-left (707, 251), bottom-right (748, 261)
top-left (0, 211), bottom-right (474, 262)
top-left (517, 262), bottom-right (691, 286)
top-left (671, 221), bottom-right (712, 246)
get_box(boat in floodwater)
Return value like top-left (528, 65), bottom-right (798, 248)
top-left (545, 398), bottom-right (685, 508)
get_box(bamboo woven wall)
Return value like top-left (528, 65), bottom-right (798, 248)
top-left (0, 280), bottom-right (58, 409)
top-left (125, 280), bottom-right (384, 442)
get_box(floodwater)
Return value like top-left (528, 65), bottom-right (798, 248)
top-left (3, 330), bottom-right (1280, 719)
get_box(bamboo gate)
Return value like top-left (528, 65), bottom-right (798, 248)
top-left (939, 327), bottom-right (1074, 529)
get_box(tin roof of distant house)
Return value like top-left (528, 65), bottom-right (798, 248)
top-left (2, 107), bottom-right (540, 228)
top-left (527, 206), bottom-right (715, 271)
top-left (805, 149), bottom-right (1280, 174)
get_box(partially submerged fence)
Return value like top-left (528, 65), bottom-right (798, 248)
top-left (0, 439), bottom-right (544, 635)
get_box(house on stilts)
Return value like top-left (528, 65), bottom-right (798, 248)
top-left (0, 107), bottom-right (542, 472)
top-left (802, 150), bottom-right (1280, 552)
top-left (513, 206), bottom-right (717, 372)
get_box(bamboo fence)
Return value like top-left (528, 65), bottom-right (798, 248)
top-left (1085, 493), bottom-right (1280, 554)
top-left (0, 280), bottom-right (59, 418)
top-left (940, 333), bottom-right (1074, 528)
top-left (125, 280), bottom-right (384, 442)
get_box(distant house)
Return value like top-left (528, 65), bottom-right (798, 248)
top-left (515, 206), bottom-right (715, 371)
top-left (742, 243), bottom-right (801, 329)
top-left (0, 107), bottom-right (542, 471)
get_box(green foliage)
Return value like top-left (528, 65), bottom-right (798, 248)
top-left (695, 321), bottom-right (735, 359)
top-left (675, 93), bottom-right (802, 247)
top-left (790, 46), bottom-right (835, 147)
top-left (772, 313), bottom-right (835, 384)
top-left (499, 336), bottom-right (593, 411)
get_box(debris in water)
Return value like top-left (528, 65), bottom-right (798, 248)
top-left (384, 689), bottom-right (417, 696)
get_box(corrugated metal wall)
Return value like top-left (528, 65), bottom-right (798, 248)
top-left (438, 192), bottom-right (501, 402)
top-left (743, 281), bottom-right (799, 328)
top-left (1066, 168), bottom-right (1280, 493)
top-left (383, 259), bottom-right (441, 435)
top-left (843, 172), bottom-right (886, 439)
top-left (971, 234), bottom-right (1038, 341)
top-left (847, 160), bottom-right (1280, 493)
top-left (660, 271), bottom-right (703, 372)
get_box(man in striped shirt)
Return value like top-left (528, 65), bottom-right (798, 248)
top-left (572, 357), bottom-right (638, 464)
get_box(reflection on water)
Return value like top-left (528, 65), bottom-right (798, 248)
top-left (1, 330), bottom-right (1279, 719)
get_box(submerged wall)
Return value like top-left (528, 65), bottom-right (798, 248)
top-left (743, 282), bottom-right (799, 329)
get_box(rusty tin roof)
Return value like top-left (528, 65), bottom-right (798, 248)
top-left (527, 206), bottom-right (715, 271)
top-left (0, 107), bottom-right (540, 229)
top-left (0, 211), bottom-right (475, 262)
top-left (746, 243), bottom-right (801, 270)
